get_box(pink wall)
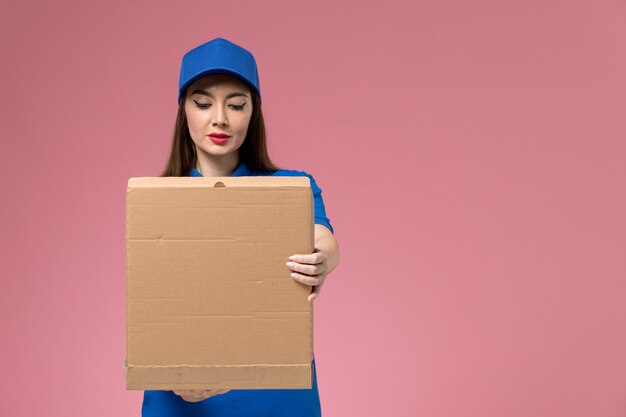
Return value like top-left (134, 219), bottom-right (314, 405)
top-left (1, 0), bottom-right (625, 416)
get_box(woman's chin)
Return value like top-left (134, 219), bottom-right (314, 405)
top-left (199, 144), bottom-right (232, 155)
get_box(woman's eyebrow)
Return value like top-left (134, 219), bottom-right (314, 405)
top-left (191, 90), bottom-right (248, 99)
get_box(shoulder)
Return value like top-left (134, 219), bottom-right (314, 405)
top-left (270, 168), bottom-right (313, 178)
top-left (269, 168), bottom-right (326, 194)
top-left (270, 168), bottom-right (319, 184)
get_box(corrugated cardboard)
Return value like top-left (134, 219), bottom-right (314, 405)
top-left (125, 176), bottom-right (315, 390)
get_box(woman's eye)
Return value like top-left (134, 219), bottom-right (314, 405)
top-left (193, 100), bottom-right (245, 111)
top-left (193, 100), bottom-right (210, 109)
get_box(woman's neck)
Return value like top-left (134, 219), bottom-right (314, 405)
top-left (195, 151), bottom-right (239, 177)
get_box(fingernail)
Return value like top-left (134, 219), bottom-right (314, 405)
top-left (289, 256), bottom-right (297, 261)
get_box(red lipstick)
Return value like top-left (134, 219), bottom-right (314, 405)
top-left (208, 133), bottom-right (230, 144)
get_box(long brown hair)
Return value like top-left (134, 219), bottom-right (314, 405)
top-left (159, 88), bottom-right (280, 177)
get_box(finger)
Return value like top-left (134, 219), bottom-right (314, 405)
top-left (289, 252), bottom-right (326, 265)
top-left (286, 261), bottom-right (324, 276)
top-left (213, 389), bottom-right (230, 395)
top-left (291, 272), bottom-right (323, 286)
top-left (308, 284), bottom-right (322, 302)
top-left (176, 392), bottom-right (198, 402)
top-left (182, 395), bottom-right (203, 402)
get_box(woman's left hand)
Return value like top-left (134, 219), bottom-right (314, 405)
top-left (286, 248), bottom-right (329, 302)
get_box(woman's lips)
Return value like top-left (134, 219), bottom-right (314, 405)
top-left (208, 135), bottom-right (229, 144)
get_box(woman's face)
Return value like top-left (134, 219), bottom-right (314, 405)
top-left (184, 73), bottom-right (253, 158)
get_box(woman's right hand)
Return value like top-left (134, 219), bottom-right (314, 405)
top-left (173, 389), bottom-right (231, 402)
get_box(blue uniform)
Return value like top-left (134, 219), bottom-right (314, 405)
top-left (141, 160), bottom-right (334, 417)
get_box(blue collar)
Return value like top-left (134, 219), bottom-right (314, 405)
top-left (189, 160), bottom-right (252, 177)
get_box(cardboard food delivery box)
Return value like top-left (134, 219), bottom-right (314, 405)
top-left (124, 175), bottom-right (316, 390)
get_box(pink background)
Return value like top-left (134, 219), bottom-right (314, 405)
top-left (1, 0), bottom-right (625, 416)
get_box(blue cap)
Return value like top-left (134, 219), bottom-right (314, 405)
top-left (178, 37), bottom-right (261, 105)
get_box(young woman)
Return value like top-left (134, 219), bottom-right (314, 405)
top-left (141, 37), bottom-right (340, 416)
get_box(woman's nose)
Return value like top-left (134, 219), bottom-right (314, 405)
top-left (212, 106), bottom-right (228, 126)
